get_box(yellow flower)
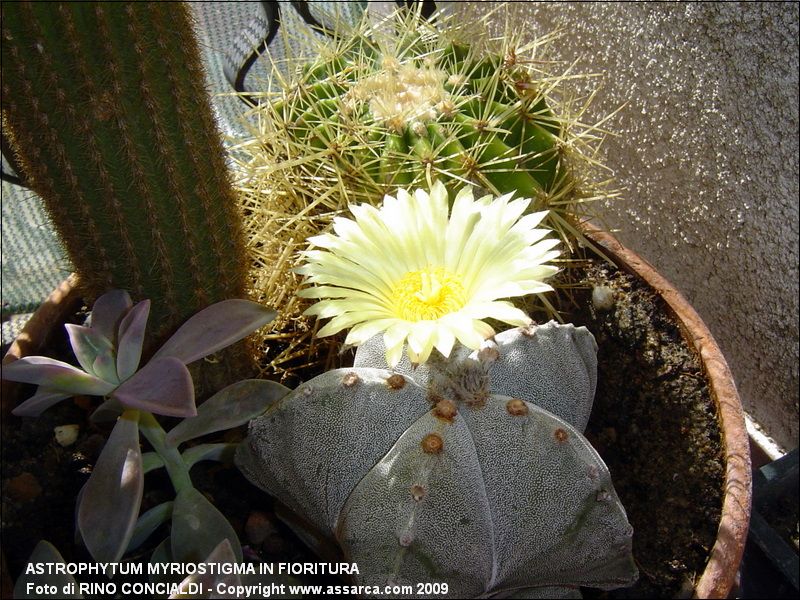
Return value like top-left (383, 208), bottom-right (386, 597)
top-left (297, 182), bottom-right (560, 367)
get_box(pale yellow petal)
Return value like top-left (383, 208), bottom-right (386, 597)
top-left (385, 341), bottom-right (405, 368)
top-left (383, 321), bottom-right (412, 353)
top-left (515, 210), bottom-right (549, 231)
top-left (304, 298), bottom-right (387, 319)
top-left (432, 324), bottom-right (456, 359)
top-left (298, 285), bottom-right (385, 301)
top-left (463, 301), bottom-right (532, 326)
top-left (316, 310), bottom-right (387, 337)
top-left (472, 280), bottom-right (554, 302)
top-left (440, 314), bottom-right (487, 350)
top-left (406, 346), bottom-right (421, 366)
top-left (344, 318), bottom-right (398, 346)
top-left (407, 320), bottom-right (436, 355)
top-left (472, 319), bottom-right (496, 340)
top-left (383, 321), bottom-right (412, 367)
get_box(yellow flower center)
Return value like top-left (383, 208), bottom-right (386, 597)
top-left (392, 267), bottom-right (467, 321)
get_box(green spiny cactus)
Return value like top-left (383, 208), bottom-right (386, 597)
top-left (273, 35), bottom-right (566, 202)
top-left (237, 7), bottom-right (613, 379)
top-left (1, 2), bottom-right (248, 344)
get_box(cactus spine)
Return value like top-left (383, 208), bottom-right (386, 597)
top-left (237, 8), bottom-right (612, 380)
top-left (1, 2), bottom-right (248, 342)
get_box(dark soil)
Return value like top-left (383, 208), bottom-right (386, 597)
top-left (1, 258), bottom-right (725, 598)
top-left (570, 261), bottom-right (725, 598)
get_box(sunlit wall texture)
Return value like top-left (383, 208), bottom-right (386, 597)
top-left (455, 2), bottom-right (799, 449)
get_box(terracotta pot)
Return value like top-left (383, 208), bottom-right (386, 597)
top-left (1, 229), bottom-right (752, 597)
top-left (1, 274), bottom-right (82, 416)
top-left (583, 223), bottom-right (752, 599)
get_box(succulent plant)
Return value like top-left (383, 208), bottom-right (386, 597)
top-left (1, 2), bottom-right (249, 346)
top-left (1, 290), bottom-right (285, 565)
top-left (279, 30), bottom-right (565, 196)
top-left (238, 6), bottom-right (612, 377)
top-left (236, 322), bottom-right (638, 597)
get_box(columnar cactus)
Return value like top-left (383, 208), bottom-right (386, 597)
top-left (236, 322), bottom-right (637, 597)
top-left (1, 2), bottom-right (248, 343)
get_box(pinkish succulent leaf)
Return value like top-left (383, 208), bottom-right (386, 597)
top-left (11, 387), bottom-right (72, 417)
top-left (1, 356), bottom-right (116, 396)
top-left (169, 539), bottom-right (240, 600)
top-left (89, 290), bottom-right (133, 343)
top-left (78, 410), bottom-right (143, 563)
top-left (91, 352), bottom-right (119, 385)
top-left (166, 379), bottom-right (288, 447)
top-left (112, 357), bottom-right (196, 418)
top-left (65, 324), bottom-right (116, 380)
top-left (127, 501), bottom-right (173, 554)
top-left (153, 300), bottom-right (275, 365)
top-left (171, 486), bottom-right (243, 563)
top-left (13, 541), bottom-right (82, 600)
top-left (116, 300), bottom-right (150, 381)
top-left (181, 443), bottom-right (237, 469)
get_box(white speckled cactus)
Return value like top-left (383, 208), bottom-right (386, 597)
top-left (236, 322), bottom-right (637, 597)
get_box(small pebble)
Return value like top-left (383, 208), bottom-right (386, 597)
top-left (73, 396), bottom-right (93, 411)
top-left (76, 434), bottom-right (106, 462)
top-left (245, 510), bottom-right (277, 545)
top-left (54, 424), bottom-right (80, 447)
top-left (6, 472), bottom-right (43, 502)
top-left (592, 285), bottom-right (616, 311)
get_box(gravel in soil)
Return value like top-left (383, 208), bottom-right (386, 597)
top-left (1, 259), bottom-right (725, 598)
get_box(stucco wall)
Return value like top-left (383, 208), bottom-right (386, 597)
top-left (455, 2), bottom-right (798, 449)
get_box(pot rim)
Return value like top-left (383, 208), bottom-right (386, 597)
top-left (583, 223), bottom-right (752, 599)
top-left (3, 274), bottom-right (81, 362)
top-left (1, 274), bottom-right (82, 415)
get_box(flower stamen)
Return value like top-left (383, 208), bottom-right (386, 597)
top-left (393, 267), bottom-right (467, 321)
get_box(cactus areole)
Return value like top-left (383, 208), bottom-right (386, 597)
top-left (237, 323), bottom-right (638, 597)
